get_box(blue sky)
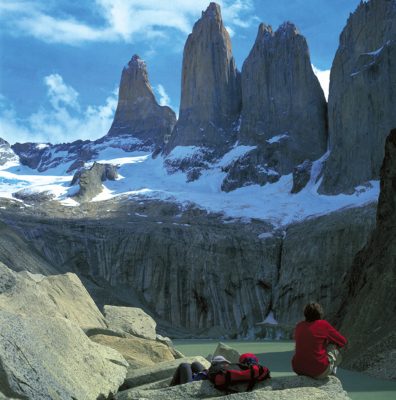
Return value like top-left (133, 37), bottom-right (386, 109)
top-left (0, 0), bottom-right (362, 145)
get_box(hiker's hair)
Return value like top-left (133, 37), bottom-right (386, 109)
top-left (303, 302), bottom-right (324, 322)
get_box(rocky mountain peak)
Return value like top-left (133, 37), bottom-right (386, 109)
top-left (253, 22), bottom-right (298, 45)
top-left (225, 20), bottom-right (327, 191)
top-left (201, 2), bottom-right (222, 21)
top-left (128, 54), bottom-right (146, 69)
top-left (166, 2), bottom-right (241, 154)
top-left (0, 138), bottom-right (19, 166)
top-left (107, 54), bottom-right (176, 146)
top-left (276, 21), bottom-right (299, 37)
top-left (119, 54), bottom-right (155, 103)
top-left (0, 137), bottom-right (9, 146)
top-left (256, 23), bottom-right (273, 40)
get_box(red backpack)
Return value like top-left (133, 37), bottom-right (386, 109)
top-left (208, 353), bottom-right (270, 393)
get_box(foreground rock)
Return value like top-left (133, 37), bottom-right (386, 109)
top-left (117, 375), bottom-right (350, 400)
top-left (104, 305), bottom-right (157, 340)
top-left (122, 356), bottom-right (210, 390)
top-left (0, 262), bottom-right (107, 330)
top-left (0, 311), bottom-right (127, 400)
top-left (336, 129), bottom-right (396, 379)
top-left (90, 334), bottom-right (175, 368)
top-left (320, 0), bottom-right (396, 194)
top-left (0, 263), bottom-right (127, 398)
top-left (212, 342), bottom-right (240, 363)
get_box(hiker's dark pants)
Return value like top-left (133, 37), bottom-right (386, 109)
top-left (170, 362), bottom-right (205, 386)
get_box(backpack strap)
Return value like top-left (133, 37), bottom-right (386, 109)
top-left (245, 365), bottom-right (257, 392)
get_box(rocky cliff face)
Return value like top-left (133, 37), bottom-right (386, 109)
top-left (320, 0), bottom-right (396, 194)
top-left (222, 22), bottom-right (327, 192)
top-left (0, 215), bottom-right (59, 275)
top-left (167, 3), bottom-right (241, 153)
top-left (0, 196), bottom-right (377, 339)
top-left (336, 129), bottom-right (396, 379)
top-left (107, 55), bottom-right (176, 147)
top-left (6, 209), bottom-right (279, 337)
top-left (273, 205), bottom-right (376, 326)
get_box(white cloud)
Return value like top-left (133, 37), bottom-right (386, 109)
top-left (155, 84), bottom-right (171, 107)
top-left (0, 0), bottom-right (255, 45)
top-left (312, 65), bottom-right (330, 101)
top-left (44, 74), bottom-right (80, 111)
top-left (0, 76), bottom-right (118, 144)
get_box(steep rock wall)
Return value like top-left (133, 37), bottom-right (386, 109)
top-left (320, 0), bottom-right (396, 194)
top-left (336, 129), bottom-right (396, 379)
top-left (273, 205), bottom-right (376, 325)
top-left (240, 22), bottom-right (327, 166)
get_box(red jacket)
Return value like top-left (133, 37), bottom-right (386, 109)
top-left (292, 319), bottom-right (347, 378)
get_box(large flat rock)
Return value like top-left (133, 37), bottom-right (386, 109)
top-left (116, 375), bottom-right (350, 400)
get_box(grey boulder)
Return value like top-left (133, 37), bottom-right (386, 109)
top-left (104, 305), bottom-right (157, 340)
top-left (0, 262), bottom-right (107, 330)
top-left (0, 310), bottom-right (128, 400)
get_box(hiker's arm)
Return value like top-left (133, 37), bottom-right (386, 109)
top-left (325, 321), bottom-right (347, 348)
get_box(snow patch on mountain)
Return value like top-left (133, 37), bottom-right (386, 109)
top-left (0, 144), bottom-right (379, 227)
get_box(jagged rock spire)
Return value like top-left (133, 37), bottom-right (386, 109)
top-left (166, 2), bottom-right (241, 152)
top-left (107, 54), bottom-right (176, 147)
top-left (118, 54), bottom-right (156, 104)
top-left (223, 21), bottom-right (328, 191)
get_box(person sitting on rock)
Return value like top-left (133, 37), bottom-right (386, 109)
top-left (169, 359), bottom-right (209, 386)
top-left (292, 302), bottom-right (347, 379)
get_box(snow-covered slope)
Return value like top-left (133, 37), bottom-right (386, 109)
top-left (0, 141), bottom-right (379, 227)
